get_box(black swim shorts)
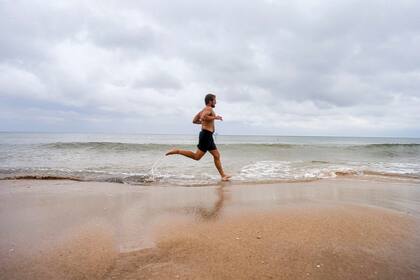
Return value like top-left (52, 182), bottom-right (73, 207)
top-left (197, 129), bottom-right (217, 152)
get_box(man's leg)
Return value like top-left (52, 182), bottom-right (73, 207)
top-left (166, 148), bottom-right (205, 161)
top-left (209, 149), bottom-right (231, 181)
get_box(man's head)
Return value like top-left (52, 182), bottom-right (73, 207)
top-left (205, 93), bottom-right (216, 108)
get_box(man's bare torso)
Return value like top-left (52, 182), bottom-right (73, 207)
top-left (200, 106), bottom-right (215, 132)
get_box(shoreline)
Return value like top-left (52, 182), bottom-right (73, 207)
top-left (1, 178), bottom-right (420, 279)
top-left (1, 172), bottom-right (419, 187)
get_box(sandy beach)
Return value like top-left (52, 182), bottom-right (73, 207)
top-left (1, 178), bottom-right (420, 279)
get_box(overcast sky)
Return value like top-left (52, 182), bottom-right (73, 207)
top-left (1, 0), bottom-right (419, 137)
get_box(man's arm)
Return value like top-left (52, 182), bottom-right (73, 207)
top-left (192, 110), bottom-right (203, 124)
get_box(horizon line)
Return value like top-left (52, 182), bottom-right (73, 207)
top-left (0, 130), bottom-right (419, 139)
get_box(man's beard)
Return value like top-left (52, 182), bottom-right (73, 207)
top-left (211, 104), bottom-right (215, 108)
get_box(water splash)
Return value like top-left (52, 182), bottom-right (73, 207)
top-left (149, 155), bottom-right (166, 182)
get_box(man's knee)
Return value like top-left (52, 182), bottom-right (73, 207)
top-left (194, 153), bottom-right (204, 161)
top-left (212, 153), bottom-right (220, 161)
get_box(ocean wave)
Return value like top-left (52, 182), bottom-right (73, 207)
top-left (363, 143), bottom-right (420, 148)
top-left (41, 142), bottom-right (176, 151)
top-left (234, 160), bottom-right (420, 182)
top-left (0, 175), bottom-right (83, 181)
top-left (344, 144), bottom-right (420, 157)
top-left (39, 141), bottom-right (420, 149)
top-left (0, 173), bottom-right (158, 185)
top-left (345, 143), bottom-right (420, 152)
top-left (1, 170), bottom-right (417, 185)
top-left (1, 161), bottom-right (419, 186)
top-left (235, 161), bottom-right (360, 181)
top-left (362, 171), bottom-right (420, 179)
top-left (39, 142), bottom-right (303, 151)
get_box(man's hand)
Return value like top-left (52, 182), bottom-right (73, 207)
top-left (215, 115), bottom-right (223, 121)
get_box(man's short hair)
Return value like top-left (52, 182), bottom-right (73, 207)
top-left (205, 93), bottom-right (216, 105)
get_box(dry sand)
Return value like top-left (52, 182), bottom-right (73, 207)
top-left (1, 178), bottom-right (420, 279)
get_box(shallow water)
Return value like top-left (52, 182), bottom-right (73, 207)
top-left (1, 132), bottom-right (420, 186)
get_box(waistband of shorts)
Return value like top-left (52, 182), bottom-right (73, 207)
top-left (201, 129), bottom-right (214, 134)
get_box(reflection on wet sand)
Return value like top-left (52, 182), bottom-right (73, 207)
top-left (194, 183), bottom-right (228, 221)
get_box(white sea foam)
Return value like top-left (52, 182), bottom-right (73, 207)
top-left (234, 160), bottom-right (416, 182)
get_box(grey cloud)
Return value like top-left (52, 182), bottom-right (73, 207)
top-left (90, 25), bottom-right (158, 50)
top-left (133, 72), bottom-right (182, 90)
top-left (0, 0), bottom-right (419, 136)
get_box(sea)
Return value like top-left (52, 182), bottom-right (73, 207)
top-left (1, 132), bottom-right (419, 186)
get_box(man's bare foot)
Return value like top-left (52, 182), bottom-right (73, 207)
top-left (165, 148), bottom-right (179, 156)
top-left (221, 175), bottom-right (231, 181)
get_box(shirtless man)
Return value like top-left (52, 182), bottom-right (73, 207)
top-left (165, 93), bottom-right (231, 181)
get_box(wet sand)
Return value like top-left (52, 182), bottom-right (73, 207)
top-left (1, 178), bottom-right (420, 279)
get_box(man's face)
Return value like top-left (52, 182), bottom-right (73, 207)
top-left (210, 98), bottom-right (216, 108)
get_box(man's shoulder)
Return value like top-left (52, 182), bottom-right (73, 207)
top-left (202, 106), bottom-right (212, 113)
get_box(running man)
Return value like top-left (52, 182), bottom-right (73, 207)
top-left (165, 93), bottom-right (231, 181)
